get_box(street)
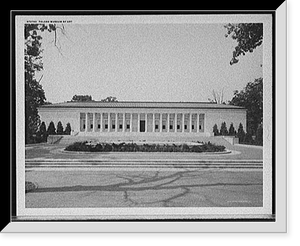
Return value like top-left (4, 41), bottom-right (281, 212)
top-left (25, 167), bottom-right (263, 208)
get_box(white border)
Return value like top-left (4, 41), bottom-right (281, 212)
top-left (5, 4), bottom-right (287, 232)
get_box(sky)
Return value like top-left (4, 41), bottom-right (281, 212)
top-left (37, 23), bottom-right (263, 103)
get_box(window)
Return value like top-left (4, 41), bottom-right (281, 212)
top-left (177, 125), bottom-right (180, 130)
top-left (162, 125), bottom-right (166, 130)
top-left (155, 124), bottom-right (159, 130)
top-left (98, 124), bottom-right (101, 129)
top-left (119, 124), bottom-right (123, 129)
top-left (127, 124), bottom-right (130, 129)
top-left (192, 125), bottom-right (194, 130)
top-left (112, 124), bottom-right (115, 129)
top-left (170, 125), bottom-right (173, 130)
top-left (105, 124), bottom-right (108, 129)
top-left (184, 125), bottom-right (187, 130)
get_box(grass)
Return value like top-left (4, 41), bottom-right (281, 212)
top-left (64, 141), bottom-right (226, 153)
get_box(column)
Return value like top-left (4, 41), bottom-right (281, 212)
top-left (189, 113), bottom-right (192, 133)
top-left (85, 112), bottom-right (88, 132)
top-left (137, 113), bottom-right (140, 132)
top-left (160, 113), bottom-right (163, 132)
top-left (100, 113), bottom-right (103, 132)
top-left (175, 113), bottom-right (178, 132)
top-left (145, 113), bottom-right (148, 132)
top-left (167, 113), bottom-right (170, 132)
top-left (130, 113), bottom-right (133, 132)
top-left (153, 113), bottom-right (155, 132)
top-left (115, 113), bottom-right (118, 132)
top-left (196, 113), bottom-right (199, 133)
top-left (182, 113), bottom-right (185, 132)
top-left (108, 113), bottom-right (111, 132)
top-left (93, 113), bottom-right (96, 132)
top-left (123, 113), bottom-right (126, 132)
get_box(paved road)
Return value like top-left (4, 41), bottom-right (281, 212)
top-left (25, 167), bottom-right (263, 208)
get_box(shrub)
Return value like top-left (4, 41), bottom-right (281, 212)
top-left (56, 121), bottom-right (64, 135)
top-left (220, 122), bottom-right (228, 136)
top-left (213, 124), bottom-right (219, 136)
top-left (37, 121), bottom-right (48, 142)
top-left (64, 122), bottom-right (72, 135)
top-left (47, 121), bottom-right (56, 135)
top-left (64, 142), bottom-right (226, 153)
top-left (243, 132), bottom-right (254, 144)
top-left (228, 123), bottom-right (236, 136)
top-left (237, 123), bottom-right (246, 143)
top-left (65, 141), bottom-right (88, 151)
top-left (255, 124), bottom-right (263, 146)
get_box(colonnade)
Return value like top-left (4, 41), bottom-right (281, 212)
top-left (80, 112), bottom-right (205, 133)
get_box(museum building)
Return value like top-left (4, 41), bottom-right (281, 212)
top-left (38, 101), bottom-right (246, 137)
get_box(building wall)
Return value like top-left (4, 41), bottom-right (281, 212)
top-left (38, 108), bottom-right (80, 135)
top-left (38, 107), bottom-right (246, 136)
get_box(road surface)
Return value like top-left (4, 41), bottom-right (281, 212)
top-left (25, 166), bottom-right (263, 208)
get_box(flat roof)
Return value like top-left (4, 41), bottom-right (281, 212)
top-left (39, 101), bottom-right (246, 110)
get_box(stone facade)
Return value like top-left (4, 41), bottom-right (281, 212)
top-left (38, 101), bottom-right (246, 137)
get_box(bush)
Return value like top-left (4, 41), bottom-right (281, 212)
top-left (47, 121), bottom-right (56, 135)
top-left (64, 123), bottom-right (71, 135)
top-left (37, 121), bottom-right (48, 142)
top-left (237, 123), bottom-right (246, 143)
top-left (220, 122), bottom-right (228, 136)
top-left (64, 141), bottom-right (226, 153)
top-left (56, 121), bottom-right (64, 135)
top-left (213, 124), bottom-right (219, 136)
top-left (255, 124), bottom-right (263, 146)
top-left (228, 123), bottom-right (236, 136)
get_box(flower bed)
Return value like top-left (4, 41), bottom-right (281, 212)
top-left (64, 141), bottom-right (226, 153)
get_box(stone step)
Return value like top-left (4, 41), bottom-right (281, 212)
top-left (26, 159), bottom-right (263, 164)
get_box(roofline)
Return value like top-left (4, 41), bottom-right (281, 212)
top-left (38, 101), bottom-right (246, 110)
top-left (39, 106), bottom-right (246, 110)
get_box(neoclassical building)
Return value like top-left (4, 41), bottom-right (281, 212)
top-left (38, 101), bottom-right (246, 137)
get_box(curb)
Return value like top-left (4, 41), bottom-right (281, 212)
top-left (25, 159), bottom-right (263, 169)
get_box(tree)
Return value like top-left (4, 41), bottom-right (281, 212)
top-left (220, 122), bottom-right (228, 136)
top-left (208, 89), bottom-right (226, 104)
top-left (228, 123), bottom-right (236, 136)
top-left (25, 24), bottom-right (58, 143)
top-left (255, 124), bottom-right (263, 146)
top-left (224, 23), bottom-right (263, 65)
top-left (71, 95), bottom-right (93, 102)
top-left (37, 121), bottom-right (48, 142)
top-left (64, 123), bottom-right (72, 135)
top-left (47, 121), bottom-right (56, 135)
top-left (56, 121), bottom-right (64, 135)
top-left (237, 123), bottom-right (246, 143)
top-left (101, 96), bottom-right (118, 102)
top-left (229, 78), bottom-right (263, 134)
top-left (213, 124), bottom-right (219, 136)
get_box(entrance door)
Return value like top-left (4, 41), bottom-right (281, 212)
top-left (140, 120), bottom-right (145, 132)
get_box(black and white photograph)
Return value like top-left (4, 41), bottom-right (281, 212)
top-left (6, 6), bottom-right (288, 233)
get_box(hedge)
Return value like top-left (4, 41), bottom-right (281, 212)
top-left (64, 141), bottom-right (226, 153)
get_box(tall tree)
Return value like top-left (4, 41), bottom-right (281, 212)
top-left (25, 24), bottom-right (57, 143)
top-left (71, 95), bottom-right (93, 102)
top-left (101, 96), bottom-right (118, 102)
top-left (224, 23), bottom-right (263, 65)
top-left (230, 78), bottom-right (263, 134)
